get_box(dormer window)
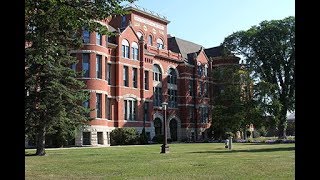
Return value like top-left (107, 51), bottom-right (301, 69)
top-left (157, 38), bottom-right (164, 49)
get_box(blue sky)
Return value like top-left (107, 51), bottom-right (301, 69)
top-left (131, 0), bottom-right (295, 48)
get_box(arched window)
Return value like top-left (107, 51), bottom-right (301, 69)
top-left (157, 38), bottom-right (164, 49)
top-left (136, 31), bottom-right (143, 40)
top-left (131, 42), bottom-right (139, 60)
top-left (121, 39), bottom-right (129, 58)
top-left (154, 118), bottom-right (162, 136)
top-left (148, 35), bottom-right (153, 45)
top-left (167, 68), bottom-right (177, 84)
top-left (153, 64), bottom-right (162, 82)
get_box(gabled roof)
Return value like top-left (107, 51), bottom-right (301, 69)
top-left (204, 46), bottom-right (224, 58)
top-left (168, 36), bottom-right (204, 61)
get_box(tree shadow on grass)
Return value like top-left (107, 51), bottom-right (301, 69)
top-left (189, 147), bottom-right (295, 154)
top-left (25, 153), bottom-right (37, 156)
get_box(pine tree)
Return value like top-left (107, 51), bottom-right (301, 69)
top-left (25, 0), bottom-right (133, 155)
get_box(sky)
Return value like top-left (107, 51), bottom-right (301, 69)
top-left (130, 0), bottom-right (295, 48)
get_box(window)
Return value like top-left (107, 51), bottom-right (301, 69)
top-left (133, 68), bottom-right (137, 88)
top-left (83, 99), bottom-right (90, 117)
top-left (189, 107), bottom-right (194, 123)
top-left (136, 31), bottom-right (143, 40)
top-left (204, 64), bottom-right (208, 76)
top-left (153, 87), bottom-right (162, 106)
top-left (124, 98), bottom-right (137, 121)
top-left (144, 71), bottom-right (149, 90)
top-left (96, 55), bottom-right (102, 79)
top-left (96, 93), bottom-right (102, 118)
top-left (122, 39), bottom-right (129, 58)
top-left (153, 64), bottom-right (162, 81)
top-left (148, 35), bottom-right (152, 45)
top-left (106, 63), bottom-right (111, 85)
top-left (123, 66), bottom-right (129, 87)
top-left (82, 30), bottom-right (90, 43)
top-left (198, 64), bottom-right (203, 76)
top-left (105, 95), bottom-right (111, 119)
top-left (70, 54), bottom-right (77, 71)
top-left (96, 32), bottom-right (102, 45)
top-left (156, 38), bottom-right (164, 49)
top-left (144, 102), bottom-right (149, 122)
top-left (204, 82), bottom-right (208, 97)
top-left (131, 42), bottom-right (139, 60)
top-left (71, 63), bottom-right (76, 71)
top-left (167, 68), bottom-right (177, 84)
top-left (168, 89), bottom-right (177, 108)
top-left (121, 15), bottom-right (126, 28)
top-left (189, 80), bottom-right (194, 96)
top-left (82, 53), bottom-right (90, 77)
top-left (200, 107), bottom-right (209, 123)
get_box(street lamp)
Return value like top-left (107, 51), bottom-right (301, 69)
top-left (160, 102), bottom-right (169, 153)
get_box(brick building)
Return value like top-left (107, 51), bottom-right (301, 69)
top-left (73, 4), bottom-right (239, 146)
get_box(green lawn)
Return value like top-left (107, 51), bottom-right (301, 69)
top-left (25, 143), bottom-right (295, 179)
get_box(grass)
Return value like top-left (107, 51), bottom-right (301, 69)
top-left (25, 143), bottom-right (295, 179)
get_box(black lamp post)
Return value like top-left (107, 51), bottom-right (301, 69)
top-left (160, 102), bottom-right (169, 153)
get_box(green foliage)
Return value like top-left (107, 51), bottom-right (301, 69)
top-left (225, 132), bottom-right (234, 138)
top-left (139, 127), bottom-right (149, 145)
top-left (286, 122), bottom-right (295, 136)
top-left (25, 0), bottom-right (134, 155)
top-left (211, 65), bottom-right (263, 140)
top-left (252, 130), bottom-right (260, 138)
top-left (110, 128), bottom-right (139, 145)
top-left (151, 135), bottom-right (164, 144)
top-left (223, 16), bottom-right (295, 139)
top-left (257, 126), bottom-right (268, 137)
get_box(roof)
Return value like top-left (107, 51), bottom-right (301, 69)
top-left (123, 3), bottom-right (170, 24)
top-left (107, 24), bottom-right (116, 32)
top-left (168, 36), bottom-right (204, 61)
top-left (204, 46), bottom-right (224, 58)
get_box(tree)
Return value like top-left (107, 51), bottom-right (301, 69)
top-left (25, 0), bottom-right (133, 155)
top-left (223, 16), bottom-right (295, 139)
top-left (210, 64), bottom-right (263, 140)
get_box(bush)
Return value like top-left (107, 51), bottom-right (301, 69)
top-left (152, 135), bottom-right (164, 144)
top-left (258, 126), bottom-right (268, 137)
top-left (286, 122), bottom-right (295, 136)
top-left (110, 128), bottom-right (139, 145)
top-left (225, 132), bottom-right (234, 138)
top-left (139, 128), bottom-right (148, 145)
top-left (252, 130), bottom-right (260, 138)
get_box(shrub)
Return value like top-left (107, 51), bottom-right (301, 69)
top-left (139, 128), bottom-right (148, 145)
top-left (110, 128), bottom-right (139, 145)
top-left (252, 130), bottom-right (260, 138)
top-left (152, 135), bottom-right (164, 144)
top-left (225, 132), bottom-right (234, 138)
top-left (258, 126), bottom-right (268, 137)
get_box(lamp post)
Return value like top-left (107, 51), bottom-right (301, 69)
top-left (161, 102), bottom-right (169, 153)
